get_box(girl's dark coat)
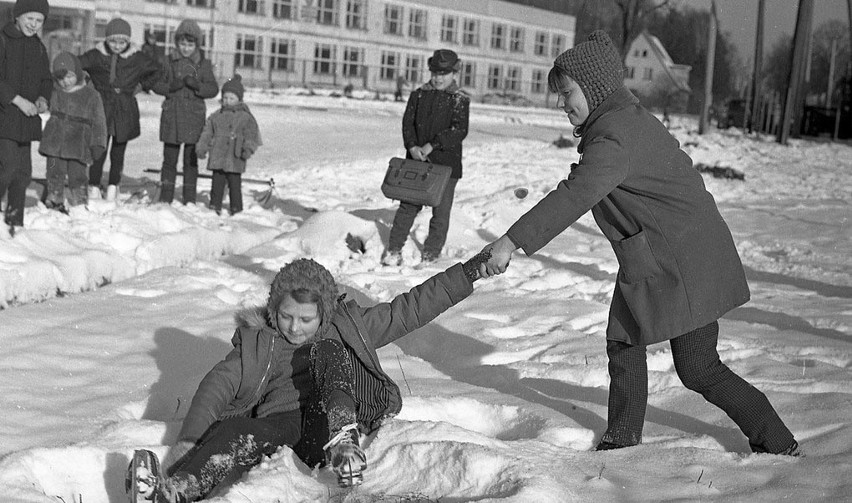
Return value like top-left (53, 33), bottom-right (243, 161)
top-left (177, 263), bottom-right (473, 443)
top-left (0, 22), bottom-right (52, 142)
top-left (196, 103), bottom-right (261, 173)
top-left (79, 42), bottom-right (160, 143)
top-left (152, 21), bottom-right (219, 145)
top-left (402, 81), bottom-right (469, 178)
top-left (507, 87), bottom-right (750, 346)
top-left (39, 83), bottom-right (108, 164)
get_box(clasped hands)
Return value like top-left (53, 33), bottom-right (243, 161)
top-left (408, 143), bottom-right (433, 162)
top-left (476, 234), bottom-right (517, 279)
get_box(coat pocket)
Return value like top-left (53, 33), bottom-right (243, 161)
top-left (612, 230), bottom-right (660, 284)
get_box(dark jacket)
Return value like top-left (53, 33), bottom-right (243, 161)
top-left (197, 102), bottom-right (261, 173)
top-left (178, 263), bottom-right (473, 443)
top-left (79, 42), bottom-right (161, 143)
top-left (0, 22), bottom-right (52, 142)
top-left (507, 87), bottom-right (750, 346)
top-left (152, 20), bottom-right (219, 144)
top-left (39, 82), bottom-right (107, 164)
top-left (402, 81), bottom-right (469, 178)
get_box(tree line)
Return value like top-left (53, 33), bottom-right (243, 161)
top-left (569, 0), bottom-right (851, 117)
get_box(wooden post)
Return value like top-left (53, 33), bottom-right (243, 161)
top-left (749, 0), bottom-right (765, 133)
top-left (699, 0), bottom-right (717, 135)
top-left (777, 0), bottom-right (815, 144)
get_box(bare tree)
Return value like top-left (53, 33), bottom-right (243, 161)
top-left (612, 0), bottom-right (675, 57)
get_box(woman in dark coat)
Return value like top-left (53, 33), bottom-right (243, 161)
top-left (79, 17), bottom-right (161, 200)
top-left (151, 19), bottom-right (219, 205)
top-left (0, 0), bottom-right (52, 234)
top-left (480, 31), bottom-right (800, 456)
top-left (384, 49), bottom-right (469, 265)
top-left (126, 254), bottom-right (489, 502)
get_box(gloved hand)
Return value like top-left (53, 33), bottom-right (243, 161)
top-left (183, 75), bottom-right (200, 91)
top-left (162, 440), bottom-right (195, 472)
top-left (240, 148), bottom-right (252, 160)
top-left (90, 145), bottom-right (106, 161)
top-left (168, 78), bottom-right (184, 93)
top-left (462, 249), bottom-right (493, 283)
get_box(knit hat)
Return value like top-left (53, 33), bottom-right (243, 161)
top-left (105, 18), bottom-right (131, 40)
top-left (52, 51), bottom-right (84, 82)
top-left (13, 0), bottom-right (49, 18)
top-left (554, 30), bottom-right (624, 112)
top-left (221, 74), bottom-right (245, 101)
top-left (266, 259), bottom-right (339, 340)
top-left (428, 49), bottom-right (460, 74)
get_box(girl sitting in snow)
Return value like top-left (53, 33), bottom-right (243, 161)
top-left (196, 74), bottom-right (261, 216)
top-left (128, 253), bottom-right (490, 501)
top-left (38, 51), bottom-right (107, 211)
top-left (478, 31), bottom-right (800, 456)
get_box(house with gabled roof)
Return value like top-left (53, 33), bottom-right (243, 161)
top-left (624, 30), bottom-right (691, 112)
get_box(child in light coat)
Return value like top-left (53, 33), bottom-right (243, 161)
top-left (38, 51), bottom-right (107, 211)
top-left (196, 75), bottom-right (260, 216)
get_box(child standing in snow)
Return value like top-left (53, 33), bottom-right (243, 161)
top-left (196, 74), bottom-right (261, 216)
top-left (126, 253), bottom-right (490, 501)
top-left (152, 19), bottom-right (219, 205)
top-left (479, 31), bottom-right (800, 456)
top-left (79, 17), bottom-right (161, 201)
top-left (38, 51), bottom-right (107, 211)
top-left (0, 0), bottom-right (52, 235)
top-left (383, 49), bottom-right (469, 265)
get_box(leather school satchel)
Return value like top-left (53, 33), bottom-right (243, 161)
top-left (381, 157), bottom-right (452, 207)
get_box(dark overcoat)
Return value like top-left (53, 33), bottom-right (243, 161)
top-left (151, 20), bottom-right (219, 145)
top-left (176, 263), bottom-right (473, 443)
top-left (79, 42), bottom-right (161, 143)
top-left (39, 83), bottom-right (107, 164)
top-left (507, 87), bottom-right (750, 346)
top-left (197, 103), bottom-right (261, 173)
top-left (0, 22), bottom-right (52, 142)
top-left (402, 81), bottom-right (469, 178)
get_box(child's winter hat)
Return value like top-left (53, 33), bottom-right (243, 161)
top-left (222, 74), bottom-right (245, 101)
top-left (428, 49), bottom-right (460, 74)
top-left (554, 30), bottom-right (624, 112)
top-left (52, 51), bottom-right (84, 82)
top-left (105, 18), bottom-right (131, 40)
top-left (266, 258), bottom-right (339, 339)
top-left (14, 0), bottom-right (49, 18)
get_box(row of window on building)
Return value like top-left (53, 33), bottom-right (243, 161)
top-left (145, 0), bottom-right (568, 58)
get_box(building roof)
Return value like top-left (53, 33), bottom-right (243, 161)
top-left (499, 0), bottom-right (578, 16)
top-left (640, 30), bottom-right (691, 92)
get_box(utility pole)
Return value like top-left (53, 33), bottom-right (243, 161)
top-left (698, 0), bottom-right (717, 134)
top-left (777, 0), bottom-right (815, 144)
top-left (749, 0), bottom-right (765, 133)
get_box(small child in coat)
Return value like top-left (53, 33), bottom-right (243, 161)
top-left (152, 19), bottom-right (219, 205)
top-left (38, 51), bottom-right (107, 211)
top-left (196, 75), bottom-right (261, 216)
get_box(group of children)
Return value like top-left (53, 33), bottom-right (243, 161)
top-left (0, 0), bottom-right (260, 235)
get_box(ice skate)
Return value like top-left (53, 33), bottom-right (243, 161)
top-left (323, 423), bottom-right (367, 488)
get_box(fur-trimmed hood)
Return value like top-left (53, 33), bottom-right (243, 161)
top-left (234, 305), bottom-right (271, 330)
top-left (96, 40), bottom-right (141, 58)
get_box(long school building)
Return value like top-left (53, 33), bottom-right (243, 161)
top-left (1, 0), bottom-right (574, 105)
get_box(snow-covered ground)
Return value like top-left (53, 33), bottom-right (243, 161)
top-left (0, 89), bottom-right (850, 502)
